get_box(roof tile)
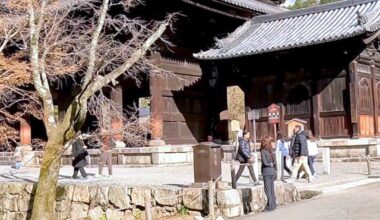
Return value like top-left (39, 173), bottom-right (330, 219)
top-left (195, 0), bottom-right (380, 60)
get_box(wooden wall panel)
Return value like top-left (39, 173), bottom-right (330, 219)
top-left (377, 116), bottom-right (380, 134)
top-left (359, 115), bottom-right (375, 136)
top-left (320, 77), bottom-right (345, 112)
top-left (319, 116), bottom-right (348, 137)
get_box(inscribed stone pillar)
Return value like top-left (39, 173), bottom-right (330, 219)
top-left (149, 74), bottom-right (165, 146)
top-left (227, 86), bottom-right (245, 142)
top-left (110, 86), bottom-right (124, 146)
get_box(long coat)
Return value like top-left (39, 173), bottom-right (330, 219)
top-left (71, 139), bottom-right (88, 168)
top-left (261, 149), bottom-right (276, 176)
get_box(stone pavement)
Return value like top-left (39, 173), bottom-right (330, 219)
top-left (0, 161), bottom-right (378, 188)
top-left (239, 182), bottom-right (380, 220)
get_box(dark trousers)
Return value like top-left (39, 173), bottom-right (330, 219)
top-left (73, 167), bottom-right (87, 179)
top-left (281, 156), bottom-right (292, 180)
top-left (308, 156), bottom-right (315, 175)
top-left (236, 163), bottom-right (258, 182)
top-left (263, 175), bottom-right (276, 211)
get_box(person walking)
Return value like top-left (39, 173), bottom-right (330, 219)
top-left (261, 136), bottom-right (277, 211)
top-left (290, 125), bottom-right (313, 182)
top-left (235, 131), bottom-right (261, 186)
top-left (276, 133), bottom-right (292, 181)
top-left (307, 131), bottom-right (318, 177)
top-left (96, 129), bottom-right (114, 178)
top-left (71, 134), bottom-right (88, 179)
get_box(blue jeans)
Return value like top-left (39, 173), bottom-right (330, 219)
top-left (308, 156), bottom-right (316, 175)
top-left (15, 162), bottom-right (22, 169)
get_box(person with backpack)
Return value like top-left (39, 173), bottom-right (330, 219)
top-left (235, 131), bottom-right (261, 186)
top-left (95, 129), bottom-right (115, 178)
top-left (276, 133), bottom-right (292, 182)
top-left (71, 132), bottom-right (88, 179)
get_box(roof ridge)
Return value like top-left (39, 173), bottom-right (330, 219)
top-left (252, 0), bottom-right (378, 23)
top-left (216, 0), bottom-right (288, 14)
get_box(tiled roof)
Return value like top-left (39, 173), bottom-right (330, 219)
top-left (218, 0), bottom-right (288, 14)
top-left (195, 0), bottom-right (380, 60)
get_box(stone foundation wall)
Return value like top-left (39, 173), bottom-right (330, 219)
top-left (0, 182), bottom-right (300, 220)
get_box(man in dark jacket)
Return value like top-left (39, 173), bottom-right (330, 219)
top-left (290, 125), bottom-right (313, 182)
top-left (235, 131), bottom-right (261, 186)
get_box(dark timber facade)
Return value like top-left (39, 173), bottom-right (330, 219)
top-left (195, 0), bottom-right (380, 142)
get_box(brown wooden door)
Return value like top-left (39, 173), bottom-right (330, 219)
top-left (284, 84), bottom-right (312, 135)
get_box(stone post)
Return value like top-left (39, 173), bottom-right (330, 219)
top-left (376, 139), bottom-right (380, 156)
top-left (149, 73), bottom-right (165, 146)
top-left (252, 152), bottom-right (259, 182)
top-left (322, 148), bottom-right (331, 175)
top-left (275, 151), bottom-right (282, 180)
top-left (110, 86), bottom-right (125, 148)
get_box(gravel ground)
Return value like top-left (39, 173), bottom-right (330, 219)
top-left (0, 161), bottom-right (378, 188)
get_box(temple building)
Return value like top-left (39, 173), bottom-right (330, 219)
top-left (16, 0), bottom-right (286, 148)
top-left (195, 0), bottom-right (380, 156)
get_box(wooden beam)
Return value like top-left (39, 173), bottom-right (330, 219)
top-left (312, 82), bottom-right (321, 138)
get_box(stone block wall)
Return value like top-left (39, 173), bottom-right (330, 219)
top-left (0, 182), bottom-right (300, 220)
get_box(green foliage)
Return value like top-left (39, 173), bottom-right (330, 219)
top-left (133, 209), bottom-right (142, 220)
top-left (100, 213), bottom-right (107, 220)
top-left (320, 0), bottom-right (338, 4)
top-left (178, 205), bottom-right (189, 216)
top-left (288, 0), bottom-right (340, 10)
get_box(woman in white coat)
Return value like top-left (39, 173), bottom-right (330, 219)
top-left (307, 131), bottom-right (318, 177)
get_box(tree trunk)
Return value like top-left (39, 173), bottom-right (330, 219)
top-left (30, 137), bottom-right (64, 220)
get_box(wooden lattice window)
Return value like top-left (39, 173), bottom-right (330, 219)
top-left (376, 82), bottom-right (380, 112)
top-left (359, 78), bottom-right (373, 112)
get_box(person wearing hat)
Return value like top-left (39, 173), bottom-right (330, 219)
top-left (235, 130), bottom-right (261, 186)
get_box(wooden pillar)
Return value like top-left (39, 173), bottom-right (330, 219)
top-left (279, 104), bottom-right (286, 136)
top-left (312, 82), bottom-right (321, 138)
top-left (371, 61), bottom-right (378, 136)
top-left (110, 86), bottom-right (124, 142)
top-left (349, 61), bottom-right (359, 138)
top-left (20, 118), bottom-right (31, 146)
top-left (149, 73), bottom-right (165, 146)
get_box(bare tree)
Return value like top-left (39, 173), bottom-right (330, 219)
top-left (0, 0), bottom-right (172, 218)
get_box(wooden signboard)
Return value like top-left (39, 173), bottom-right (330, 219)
top-left (248, 110), bottom-right (260, 120)
top-left (268, 104), bottom-right (280, 124)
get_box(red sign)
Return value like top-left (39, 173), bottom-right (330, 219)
top-left (267, 104), bottom-right (280, 124)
